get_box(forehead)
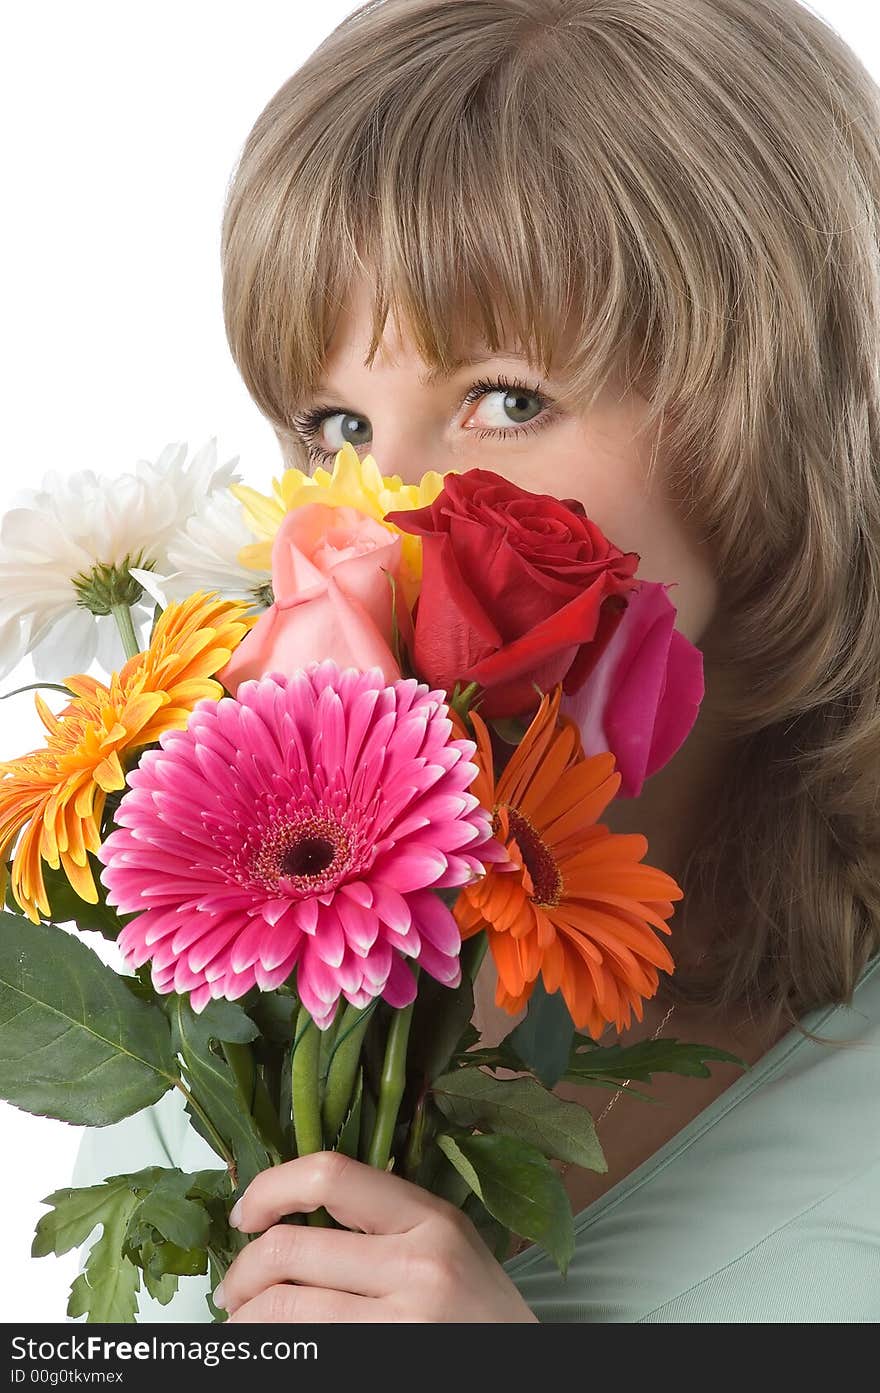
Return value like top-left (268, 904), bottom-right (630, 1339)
top-left (323, 270), bottom-right (569, 385)
top-left (325, 275), bottom-right (483, 363)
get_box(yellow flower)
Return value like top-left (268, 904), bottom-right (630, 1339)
top-left (0, 591), bottom-right (257, 923)
top-left (232, 441), bottom-right (454, 611)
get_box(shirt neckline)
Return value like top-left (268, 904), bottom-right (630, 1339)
top-left (503, 949), bottom-right (880, 1274)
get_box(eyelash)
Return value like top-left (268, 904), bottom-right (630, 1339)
top-left (290, 374), bottom-right (558, 465)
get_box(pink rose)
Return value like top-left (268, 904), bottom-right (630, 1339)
top-left (216, 503), bottom-right (405, 696)
top-left (559, 580), bottom-right (704, 799)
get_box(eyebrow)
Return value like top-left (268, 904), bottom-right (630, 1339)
top-left (314, 351), bottom-right (538, 395)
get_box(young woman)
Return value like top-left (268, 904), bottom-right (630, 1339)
top-left (72, 0), bottom-right (880, 1321)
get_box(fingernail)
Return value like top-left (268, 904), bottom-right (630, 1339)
top-left (229, 1200), bottom-right (243, 1228)
top-left (212, 1282), bottom-right (225, 1310)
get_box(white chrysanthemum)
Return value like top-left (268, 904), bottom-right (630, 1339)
top-left (0, 438), bottom-right (239, 682)
top-left (130, 488), bottom-right (273, 613)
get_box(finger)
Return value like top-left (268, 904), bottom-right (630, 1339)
top-left (227, 1281), bottom-right (385, 1324)
top-left (220, 1223), bottom-right (400, 1310)
top-left (233, 1151), bottom-right (451, 1236)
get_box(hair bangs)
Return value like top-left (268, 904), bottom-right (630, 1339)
top-left (221, 5), bottom-right (654, 469)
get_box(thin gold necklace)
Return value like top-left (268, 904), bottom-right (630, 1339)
top-left (506, 999), bottom-right (678, 1262)
top-left (559, 998), bottom-right (677, 1180)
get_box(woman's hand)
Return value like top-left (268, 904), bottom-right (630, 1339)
top-left (216, 1151), bottom-right (539, 1323)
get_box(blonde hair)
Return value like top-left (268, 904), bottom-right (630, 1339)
top-left (220, 0), bottom-right (880, 1043)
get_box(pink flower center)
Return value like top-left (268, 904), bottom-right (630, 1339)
top-left (280, 836), bottom-right (335, 877)
top-left (249, 812), bottom-right (353, 894)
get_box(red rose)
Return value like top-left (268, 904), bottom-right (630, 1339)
top-left (384, 470), bottom-right (641, 720)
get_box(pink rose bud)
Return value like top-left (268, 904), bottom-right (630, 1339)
top-left (216, 503), bottom-right (405, 695)
top-left (560, 579), bottom-right (705, 799)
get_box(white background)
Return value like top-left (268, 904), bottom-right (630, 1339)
top-left (0, 0), bottom-right (876, 1323)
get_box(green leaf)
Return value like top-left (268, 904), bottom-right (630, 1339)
top-left (318, 1010), bottom-right (342, 1090)
top-left (142, 1263), bottom-right (179, 1305)
top-left (3, 858), bottom-right (130, 938)
top-left (384, 569), bottom-right (403, 672)
top-left (453, 1022), bottom-right (481, 1057)
top-left (332, 1065), bottom-right (363, 1159)
top-left (562, 1036), bottom-right (747, 1085)
top-left (437, 1132), bottom-right (574, 1276)
top-left (35, 1174), bottom-right (143, 1323)
top-left (506, 977), bottom-right (575, 1088)
top-left (170, 996), bottom-right (273, 1192)
top-left (34, 1165), bottom-right (214, 1256)
top-left (120, 968), bottom-right (159, 1006)
top-left (432, 1068), bottom-right (606, 1173)
top-left (486, 716), bottom-right (531, 746)
top-left (457, 1048), bottom-right (656, 1106)
top-left (34, 1174), bottom-right (146, 1260)
top-left (184, 1168), bottom-right (233, 1203)
top-left (455, 1041), bottom-right (531, 1071)
top-left (407, 967), bottom-right (476, 1084)
top-left (245, 988), bottom-right (299, 1045)
top-left (141, 1240), bottom-right (207, 1278)
top-left (4, 864), bottom-right (23, 917)
top-left (140, 1245), bottom-right (180, 1305)
top-left (0, 914), bottom-right (178, 1124)
top-left (358, 1078), bottom-right (378, 1160)
top-left (428, 1142), bottom-right (475, 1209)
top-left (358, 999), bottom-right (393, 1099)
top-left (34, 1166), bottom-right (228, 1322)
top-left (193, 998), bottom-right (260, 1045)
top-left (447, 680), bottom-right (482, 725)
top-left (69, 1256), bottom-right (140, 1323)
top-left (322, 1001), bottom-right (376, 1144)
top-left (461, 1190), bottom-right (514, 1263)
top-left (325, 998), bottom-right (379, 1076)
top-left (0, 680), bottom-right (73, 701)
top-left (188, 1167), bottom-right (249, 1283)
top-left (278, 1035), bottom-right (295, 1156)
top-left (124, 1168), bottom-right (211, 1251)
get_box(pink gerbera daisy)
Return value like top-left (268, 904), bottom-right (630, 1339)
top-left (98, 659), bottom-right (507, 1027)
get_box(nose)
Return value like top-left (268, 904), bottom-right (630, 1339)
top-left (364, 426), bottom-right (457, 490)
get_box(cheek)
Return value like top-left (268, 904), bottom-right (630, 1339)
top-left (638, 540), bottom-right (719, 646)
top-left (517, 429), bottom-right (719, 647)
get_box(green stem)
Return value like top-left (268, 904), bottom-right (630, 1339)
top-left (207, 1244), bottom-right (228, 1313)
top-left (207, 1225), bottom-right (252, 1309)
top-left (173, 1078), bottom-right (234, 1170)
top-left (110, 601), bottom-right (140, 660)
top-left (222, 1042), bottom-right (255, 1109)
top-left (291, 1005), bottom-right (332, 1227)
top-left (252, 1068), bottom-right (287, 1158)
top-left (402, 1087), bottom-right (430, 1182)
top-left (321, 1002), bottom-right (374, 1143)
top-left (291, 1009), bottom-right (323, 1155)
top-left (366, 969), bottom-right (420, 1172)
top-left (318, 1010), bottom-right (341, 1090)
top-left (222, 1043), bottom-right (285, 1159)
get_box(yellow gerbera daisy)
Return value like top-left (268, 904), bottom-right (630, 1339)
top-left (231, 441), bottom-right (453, 610)
top-left (0, 591), bottom-right (257, 923)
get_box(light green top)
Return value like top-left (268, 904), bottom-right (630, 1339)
top-left (70, 951), bottom-right (880, 1323)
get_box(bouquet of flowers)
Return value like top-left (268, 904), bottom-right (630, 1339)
top-left (0, 439), bottom-right (740, 1322)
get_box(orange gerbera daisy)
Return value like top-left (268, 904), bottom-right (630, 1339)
top-left (0, 591), bottom-right (257, 923)
top-left (449, 686), bottom-right (682, 1040)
